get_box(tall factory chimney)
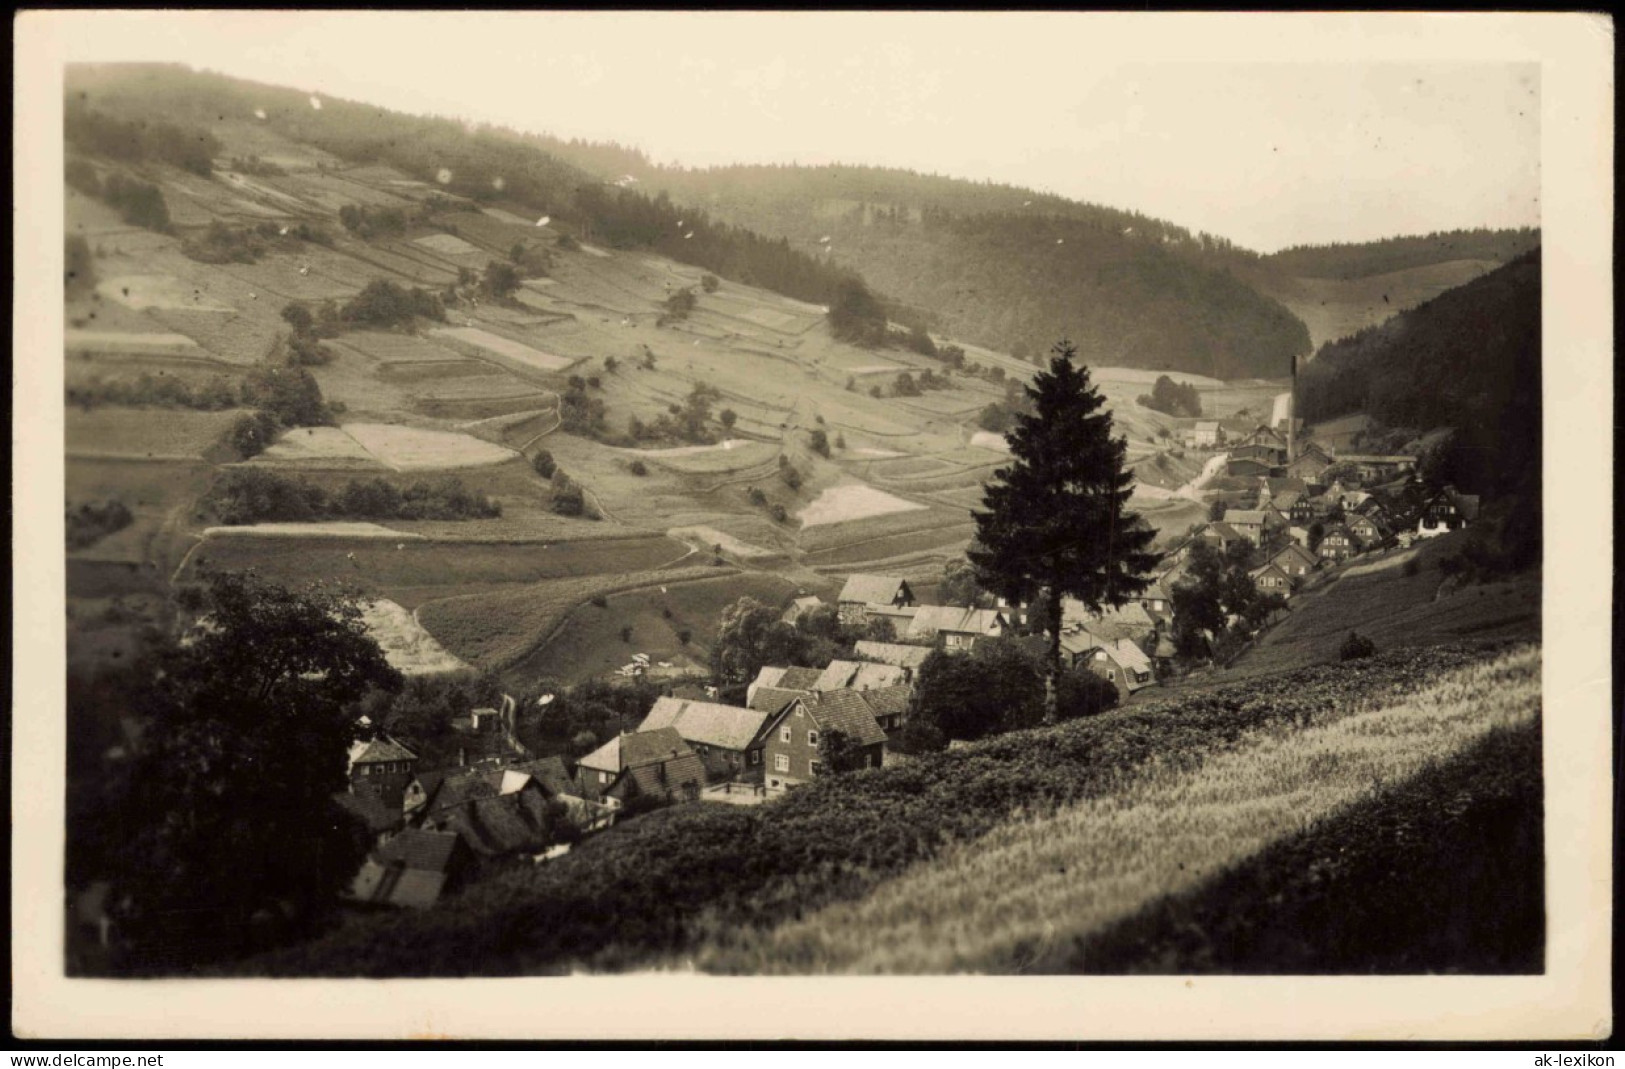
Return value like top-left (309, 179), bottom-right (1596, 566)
top-left (1287, 353), bottom-right (1298, 464)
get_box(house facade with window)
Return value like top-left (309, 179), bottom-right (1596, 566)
top-left (347, 735), bottom-right (419, 810)
top-left (761, 689), bottom-right (888, 790)
top-left (836, 574), bottom-right (916, 625)
top-left (1318, 523), bottom-right (1359, 563)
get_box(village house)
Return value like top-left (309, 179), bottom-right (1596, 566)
top-left (1241, 424), bottom-right (1286, 449)
top-left (1346, 512), bottom-right (1387, 547)
top-left (779, 595), bottom-right (824, 625)
top-left (574, 727), bottom-right (707, 806)
top-left (1193, 520), bottom-right (1247, 553)
top-left (1063, 597), bottom-right (1158, 644)
top-left (904, 605), bottom-right (1011, 651)
top-left (1222, 508), bottom-right (1285, 545)
top-left (1287, 524), bottom-right (1314, 549)
top-left (1258, 476), bottom-right (1309, 505)
top-left (1138, 579), bottom-right (1174, 622)
top-left (347, 828), bottom-right (467, 911)
top-left (1318, 523), bottom-right (1359, 563)
top-left (1229, 443), bottom-right (1285, 467)
top-left (836, 574), bottom-right (916, 625)
top-left (1418, 486), bottom-right (1481, 537)
top-left (747, 684), bottom-right (814, 717)
top-left (1077, 637), bottom-right (1156, 700)
top-left (863, 602), bottom-right (920, 638)
top-left (1249, 562), bottom-right (1294, 599)
top-left (1192, 420), bottom-right (1225, 448)
top-left (347, 735), bottom-right (419, 811)
top-left (762, 689), bottom-right (889, 790)
top-left (1225, 457), bottom-right (1273, 479)
top-left (637, 697), bottom-right (774, 781)
top-left (1270, 542), bottom-right (1319, 580)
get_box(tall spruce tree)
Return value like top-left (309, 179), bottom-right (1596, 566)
top-left (968, 340), bottom-right (1160, 722)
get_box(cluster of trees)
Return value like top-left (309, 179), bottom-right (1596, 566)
top-left (558, 376), bottom-right (608, 439)
top-left (339, 279), bottom-right (446, 329)
top-left (202, 468), bottom-right (500, 526)
top-left (548, 469), bottom-right (594, 519)
top-left (708, 597), bottom-right (893, 690)
top-left (68, 372), bottom-right (245, 413)
top-left (337, 203), bottom-right (408, 240)
top-left (897, 640), bottom-right (1120, 753)
top-left (1297, 251), bottom-right (1541, 512)
top-left (66, 499), bottom-right (134, 550)
top-left (1136, 374), bottom-right (1203, 418)
top-left (65, 98), bottom-right (218, 175)
top-left (1264, 228), bottom-right (1540, 280)
top-left (66, 570), bottom-right (405, 970)
top-left (657, 286), bottom-right (698, 325)
top-left (180, 221), bottom-right (334, 267)
top-left (826, 278), bottom-right (890, 346)
top-left (226, 365), bottom-right (334, 457)
top-left (280, 302), bottom-right (338, 366)
top-left (66, 160), bottom-right (170, 231)
top-left (1168, 540), bottom-right (1287, 663)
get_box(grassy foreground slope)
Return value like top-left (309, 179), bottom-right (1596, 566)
top-left (235, 641), bottom-right (1531, 977)
top-left (698, 645), bottom-right (1538, 973)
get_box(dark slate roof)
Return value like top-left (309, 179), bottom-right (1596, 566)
top-left (440, 789), bottom-right (558, 857)
top-left (334, 790), bottom-right (403, 835)
top-left (838, 574), bottom-right (910, 605)
top-left (800, 689), bottom-right (888, 748)
top-left (623, 750), bottom-right (708, 799)
top-left (580, 727), bottom-right (697, 773)
top-left (747, 685), bottom-right (809, 715)
top-left (417, 768), bottom-right (503, 816)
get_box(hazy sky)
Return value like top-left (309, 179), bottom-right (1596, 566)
top-left (50, 11), bottom-right (1541, 252)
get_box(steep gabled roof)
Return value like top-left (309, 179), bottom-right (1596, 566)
top-left (439, 788), bottom-right (561, 857)
top-left (639, 697), bottom-right (774, 751)
top-left (1225, 509), bottom-right (1267, 526)
top-left (1271, 543), bottom-right (1318, 569)
top-left (581, 726), bottom-right (696, 774)
top-left (347, 735), bottom-right (417, 768)
top-left (853, 640), bottom-right (935, 669)
top-left (747, 685), bottom-right (811, 715)
top-left (1194, 420), bottom-right (1221, 433)
top-left (1250, 562), bottom-right (1292, 584)
top-left (623, 751), bottom-right (707, 799)
top-left (838, 574), bottom-right (911, 605)
top-left (795, 689), bottom-right (889, 748)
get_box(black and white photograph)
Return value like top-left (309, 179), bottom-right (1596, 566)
top-left (12, 10), bottom-right (1612, 1043)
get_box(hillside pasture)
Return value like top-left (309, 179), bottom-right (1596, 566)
top-left (66, 330), bottom-right (206, 358)
top-left (177, 531), bottom-right (691, 610)
top-left (66, 407), bottom-right (244, 460)
top-left (1261, 259), bottom-right (1504, 351)
top-left (667, 526), bottom-right (778, 560)
top-left (429, 326), bottom-right (575, 372)
top-left (416, 564), bottom-right (725, 671)
top-left (699, 645), bottom-right (1540, 974)
top-left (96, 274), bottom-right (234, 313)
top-left (257, 426), bottom-right (383, 467)
top-left (336, 331), bottom-right (467, 365)
top-left (1217, 534), bottom-right (1540, 682)
top-left (510, 570), bottom-right (804, 684)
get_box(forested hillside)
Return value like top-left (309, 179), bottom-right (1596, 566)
top-left (64, 65), bottom-right (869, 311)
top-left (597, 163), bottom-right (1312, 379)
top-left (1263, 229), bottom-right (1540, 280)
top-left (1298, 249), bottom-right (1540, 503)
